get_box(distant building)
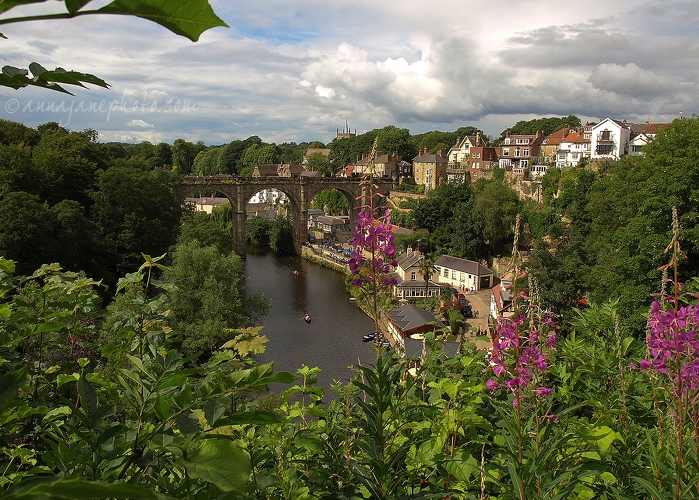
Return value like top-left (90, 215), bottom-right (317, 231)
top-left (354, 151), bottom-right (399, 177)
top-left (385, 303), bottom-right (445, 339)
top-left (184, 196), bottom-right (230, 214)
top-left (412, 148), bottom-right (448, 192)
top-left (336, 120), bottom-right (356, 140)
top-left (434, 255), bottom-right (494, 291)
top-left (391, 248), bottom-right (442, 299)
top-left (498, 130), bottom-right (545, 175)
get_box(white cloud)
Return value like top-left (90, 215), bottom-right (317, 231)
top-left (0, 0), bottom-right (696, 143)
top-left (127, 119), bottom-right (155, 128)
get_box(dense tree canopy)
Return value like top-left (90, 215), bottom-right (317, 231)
top-left (499, 115), bottom-right (581, 139)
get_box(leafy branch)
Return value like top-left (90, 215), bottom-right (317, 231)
top-left (0, 0), bottom-right (228, 93)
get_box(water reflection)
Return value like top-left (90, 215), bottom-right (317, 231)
top-left (245, 247), bottom-right (377, 397)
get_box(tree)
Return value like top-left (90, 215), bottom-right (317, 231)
top-left (500, 115), bottom-right (581, 139)
top-left (0, 0), bottom-right (227, 93)
top-left (192, 146), bottom-right (221, 175)
top-left (376, 125), bottom-right (417, 161)
top-left (32, 128), bottom-right (106, 208)
top-left (270, 215), bottom-right (294, 254)
top-left (90, 166), bottom-right (181, 275)
top-left (306, 152), bottom-right (332, 176)
top-left (0, 192), bottom-right (55, 276)
top-left (245, 215), bottom-right (273, 246)
top-left (172, 138), bottom-right (206, 174)
top-left (177, 210), bottom-right (233, 255)
top-left (166, 240), bottom-right (269, 357)
top-left (472, 180), bottom-right (519, 256)
top-left (417, 257), bottom-right (436, 297)
top-left (0, 143), bottom-right (37, 196)
top-left (310, 189), bottom-right (350, 215)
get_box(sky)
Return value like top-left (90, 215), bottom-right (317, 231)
top-left (0, 0), bottom-right (697, 146)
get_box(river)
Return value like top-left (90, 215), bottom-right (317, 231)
top-left (244, 247), bottom-right (378, 397)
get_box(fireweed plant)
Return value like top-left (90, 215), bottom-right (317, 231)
top-left (486, 216), bottom-right (566, 499)
top-left (635, 207), bottom-right (699, 499)
top-left (348, 145), bottom-right (397, 356)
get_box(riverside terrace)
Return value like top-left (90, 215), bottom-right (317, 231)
top-left (176, 175), bottom-right (396, 258)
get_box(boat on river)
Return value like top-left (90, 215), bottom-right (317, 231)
top-left (304, 314), bottom-right (312, 324)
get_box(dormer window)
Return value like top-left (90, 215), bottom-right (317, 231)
top-left (516, 138), bottom-right (530, 145)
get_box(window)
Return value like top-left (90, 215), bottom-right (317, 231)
top-left (473, 162), bottom-right (480, 169)
top-left (520, 159), bottom-right (529, 167)
top-left (452, 270), bottom-right (457, 279)
top-left (523, 148), bottom-right (529, 157)
top-left (601, 130), bottom-right (611, 141)
top-left (516, 138), bottom-right (530, 145)
top-left (504, 138), bottom-right (511, 145)
top-left (515, 147), bottom-right (520, 156)
top-left (472, 152), bottom-right (480, 158)
top-left (411, 272), bottom-right (416, 280)
top-left (443, 268), bottom-right (448, 277)
top-left (572, 153), bottom-right (579, 160)
top-left (597, 144), bottom-right (614, 154)
top-left (502, 148), bottom-right (509, 156)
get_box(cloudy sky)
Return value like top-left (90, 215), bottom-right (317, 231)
top-left (0, 0), bottom-right (696, 145)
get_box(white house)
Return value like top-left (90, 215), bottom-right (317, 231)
top-left (556, 127), bottom-right (592, 167)
top-left (433, 255), bottom-right (494, 291)
top-left (392, 248), bottom-right (442, 299)
top-left (590, 118), bottom-right (631, 160)
top-left (627, 122), bottom-right (668, 156)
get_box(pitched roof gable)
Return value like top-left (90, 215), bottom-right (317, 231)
top-left (434, 255), bottom-right (493, 276)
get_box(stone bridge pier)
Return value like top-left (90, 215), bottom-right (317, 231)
top-left (176, 175), bottom-right (396, 258)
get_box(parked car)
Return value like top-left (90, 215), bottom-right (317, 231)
top-left (461, 304), bottom-right (473, 317)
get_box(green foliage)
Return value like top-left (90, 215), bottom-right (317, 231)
top-left (191, 145), bottom-right (221, 175)
top-left (500, 115), bottom-right (581, 139)
top-left (166, 240), bottom-right (269, 357)
top-left (310, 189), bottom-right (350, 215)
top-left (177, 208), bottom-right (232, 255)
top-left (375, 125), bottom-right (417, 161)
top-left (305, 151), bottom-right (333, 176)
top-left (1, 253), bottom-right (699, 498)
top-left (90, 166), bottom-right (181, 276)
top-left (0, 0), bottom-right (227, 93)
top-left (472, 179), bottom-right (520, 256)
top-left (270, 214), bottom-right (295, 254)
top-left (245, 215), bottom-right (273, 246)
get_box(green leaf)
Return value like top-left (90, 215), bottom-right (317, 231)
top-left (213, 411), bottom-right (283, 427)
top-left (35, 321), bottom-right (67, 333)
top-left (154, 395), bottom-right (173, 421)
top-left (578, 425), bottom-right (621, 457)
top-left (176, 409), bottom-right (199, 435)
top-left (64, 0), bottom-right (92, 14)
top-left (97, 0), bottom-right (228, 42)
top-left (0, 366), bottom-right (27, 412)
top-left (78, 374), bottom-right (98, 419)
top-left (0, 0), bottom-right (48, 16)
top-left (2, 477), bottom-right (165, 499)
top-left (184, 439), bottom-right (250, 493)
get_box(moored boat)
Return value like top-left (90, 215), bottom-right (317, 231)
top-left (362, 332), bottom-right (377, 342)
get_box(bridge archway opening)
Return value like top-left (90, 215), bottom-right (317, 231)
top-left (243, 188), bottom-right (297, 253)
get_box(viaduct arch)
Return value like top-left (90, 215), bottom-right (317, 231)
top-left (176, 175), bottom-right (397, 258)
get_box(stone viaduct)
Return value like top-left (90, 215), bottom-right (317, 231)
top-left (176, 175), bottom-right (397, 258)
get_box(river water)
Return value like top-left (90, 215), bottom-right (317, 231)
top-left (244, 247), bottom-right (378, 397)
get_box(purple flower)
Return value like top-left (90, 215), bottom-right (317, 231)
top-left (640, 300), bottom-right (699, 396)
top-left (489, 313), bottom-right (557, 403)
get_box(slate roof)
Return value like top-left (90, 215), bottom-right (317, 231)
top-left (253, 164), bottom-right (279, 177)
top-left (412, 152), bottom-right (448, 163)
top-left (386, 303), bottom-right (444, 333)
top-left (395, 249), bottom-right (424, 271)
top-left (434, 255), bottom-right (493, 276)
